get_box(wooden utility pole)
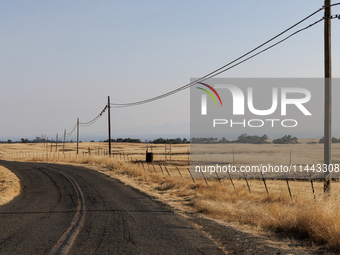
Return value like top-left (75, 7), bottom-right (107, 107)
top-left (77, 118), bottom-right (79, 155)
top-left (324, 0), bottom-right (332, 193)
top-left (108, 96), bottom-right (112, 157)
top-left (63, 129), bottom-right (66, 153)
top-left (56, 134), bottom-right (58, 153)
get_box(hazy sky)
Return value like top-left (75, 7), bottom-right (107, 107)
top-left (1, 1), bottom-right (339, 141)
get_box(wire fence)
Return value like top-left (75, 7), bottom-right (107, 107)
top-left (1, 142), bottom-right (336, 200)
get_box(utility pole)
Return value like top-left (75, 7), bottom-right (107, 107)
top-left (77, 118), bottom-right (79, 155)
top-left (63, 129), bottom-right (66, 154)
top-left (324, 0), bottom-right (332, 193)
top-left (108, 96), bottom-right (112, 157)
top-left (56, 134), bottom-right (58, 153)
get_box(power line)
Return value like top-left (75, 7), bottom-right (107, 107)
top-left (111, 6), bottom-right (326, 108)
top-left (60, 2), bottom-right (340, 142)
top-left (202, 18), bottom-right (324, 79)
top-left (66, 122), bottom-right (77, 137)
top-left (113, 18), bottom-right (324, 108)
top-left (325, 2), bottom-right (340, 7)
top-left (79, 114), bottom-right (102, 127)
top-left (79, 105), bottom-right (108, 127)
top-left (62, 105), bottom-right (108, 146)
top-left (111, 19), bottom-right (323, 108)
top-left (329, 13), bottom-right (340, 19)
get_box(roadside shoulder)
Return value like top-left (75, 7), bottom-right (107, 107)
top-left (0, 165), bottom-right (21, 206)
top-left (84, 164), bottom-right (335, 255)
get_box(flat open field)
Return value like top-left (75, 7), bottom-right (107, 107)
top-left (1, 140), bottom-right (340, 197)
top-left (0, 141), bottom-right (190, 165)
top-left (2, 138), bottom-right (340, 165)
top-left (2, 140), bottom-right (340, 251)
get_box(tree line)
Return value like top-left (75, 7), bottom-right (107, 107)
top-left (104, 137), bottom-right (189, 144)
top-left (1, 134), bottom-right (301, 145)
top-left (319, 137), bottom-right (340, 143)
top-left (192, 134), bottom-right (299, 144)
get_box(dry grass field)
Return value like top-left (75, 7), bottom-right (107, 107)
top-left (1, 140), bottom-right (340, 250)
top-left (0, 166), bottom-right (20, 206)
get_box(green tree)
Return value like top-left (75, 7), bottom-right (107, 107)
top-left (273, 135), bottom-right (298, 144)
top-left (21, 138), bottom-right (29, 143)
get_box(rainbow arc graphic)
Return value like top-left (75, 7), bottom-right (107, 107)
top-left (196, 82), bottom-right (223, 106)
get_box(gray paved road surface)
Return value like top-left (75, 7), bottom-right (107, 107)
top-left (0, 160), bottom-right (224, 254)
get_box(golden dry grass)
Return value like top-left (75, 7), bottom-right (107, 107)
top-left (88, 159), bottom-right (340, 250)
top-left (0, 166), bottom-right (20, 205)
top-left (1, 140), bottom-right (340, 250)
top-left (97, 161), bottom-right (340, 250)
top-left (0, 142), bottom-right (190, 164)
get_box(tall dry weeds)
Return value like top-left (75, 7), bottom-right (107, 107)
top-left (110, 160), bottom-right (340, 250)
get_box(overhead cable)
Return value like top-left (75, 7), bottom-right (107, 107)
top-left (111, 9), bottom-right (325, 108)
top-left (79, 105), bottom-right (108, 127)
